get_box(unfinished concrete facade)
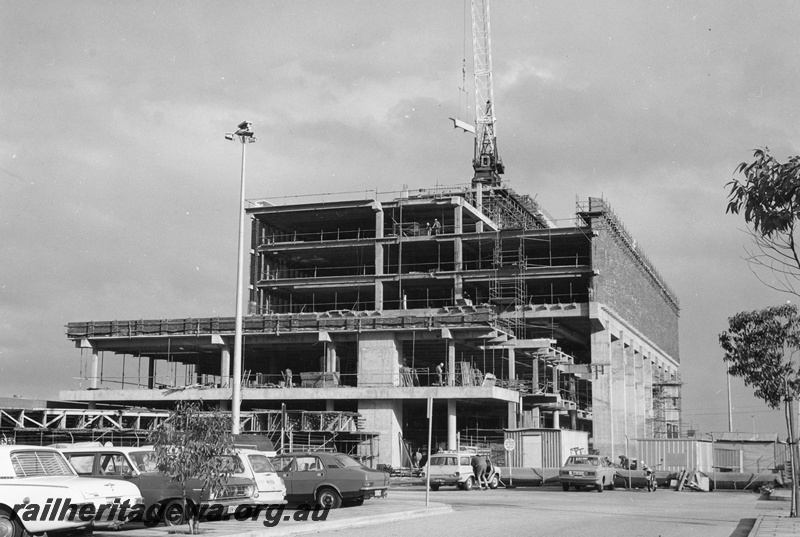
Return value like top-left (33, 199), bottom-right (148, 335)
top-left (62, 186), bottom-right (680, 466)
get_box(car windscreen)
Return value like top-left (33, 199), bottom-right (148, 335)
top-left (12, 450), bottom-right (75, 477)
top-left (430, 456), bottom-right (457, 465)
top-left (247, 453), bottom-right (276, 473)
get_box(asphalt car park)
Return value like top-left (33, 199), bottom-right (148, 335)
top-left (82, 484), bottom-right (788, 537)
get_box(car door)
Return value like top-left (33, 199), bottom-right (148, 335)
top-left (290, 455), bottom-right (326, 500)
top-left (272, 455), bottom-right (298, 498)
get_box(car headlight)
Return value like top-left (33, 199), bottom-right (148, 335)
top-left (246, 485), bottom-right (255, 497)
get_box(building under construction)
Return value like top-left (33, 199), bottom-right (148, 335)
top-left (50, 1), bottom-right (681, 469)
top-left (59, 185), bottom-right (681, 467)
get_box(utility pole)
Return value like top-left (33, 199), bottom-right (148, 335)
top-left (225, 121), bottom-right (256, 434)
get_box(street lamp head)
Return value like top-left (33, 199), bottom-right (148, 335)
top-left (238, 121), bottom-right (251, 130)
top-left (225, 133), bottom-right (235, 141)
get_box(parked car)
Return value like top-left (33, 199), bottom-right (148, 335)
top-left (232, 449), bottom-right (286, 505)
top-left (271, 452), bottom-right (389, 509)
top-left (60, 445), bottom-right (256, 525)
top-left (559, 454), bottom-right (617, 492)
top-left (0, 445), bottom-right (143, 537)
top-left (425, 450), bottom-right (500, 491)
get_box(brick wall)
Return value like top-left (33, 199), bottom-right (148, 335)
top-left (592, 226), bottom-right (680, 361)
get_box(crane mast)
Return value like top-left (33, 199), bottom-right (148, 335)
top-left (471, 0), bottom-right (504, 185)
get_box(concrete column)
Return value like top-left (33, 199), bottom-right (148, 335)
top-left (325, 343), bottom-right (337, 373)
top-left (643, 353), bottom-right (654, 437)
top-left (532, 357), bottom-right (539, 390)
top-left (220, 346), bottom-right (231, 388)
top-left (375, 281), bottom-right (384, 312)
top-left (447, 399), bottom-right (457, 450)
top-left (447, 339), bottom-right (456, 387)
top-left (147, 357), bottom-right (156, 389)
top-left (591, 328), bottom-right (613, 458)
top-left (508, 403), bottom-right (517, 428)
top-left (552, 410), bottom-right (560, 429)
top-left (326, 400), bottom-right (334, 412)
top-left (358, 332), bottom-right (400, 387)
top-left (508, 348), bottom-right (515, 380)
top-left (624, 343), bottom-right (637, 454)
top-left (454, 204), bottom-right (463, 273)
top-left (90, 349), bottom-right (100, 389)
top-left (358, 399), bottom-right (403, 467)
top-left (634, 347), bottom-right (645, 439)
top-left (610, 337), bottom-right (626, 460)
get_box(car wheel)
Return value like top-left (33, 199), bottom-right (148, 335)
top-left (608, 479), bottom-right (615, 491)
top-left (489, 474), bottom-right (499, 489)
top-left (462, 476), bottom-right (474, 491)
top-left (0, 509), bottom-right (27, 537)
top-left (562, 483), bottom-right (570, 492)
top-left (429, 484), bottom-right (440, 491)
top-left (596, 482), bottom-right (604, 493)
top-left (162, 499), bottom-right (186, 526)
top-left (316, 487), bottom-right (343, 509)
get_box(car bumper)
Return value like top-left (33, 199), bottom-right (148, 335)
top-left (428, 475), bottom-right (460, 486)
top-left (253, 490), bottom-right (287, 505)
top-left (359, 486), bottom-right (388, 499)
top-left (559, 476), bottom-right (601, 486)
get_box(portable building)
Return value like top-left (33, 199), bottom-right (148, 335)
top-left (504, 428), bottom-right (589, 468)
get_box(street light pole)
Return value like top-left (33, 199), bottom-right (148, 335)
top-left (226, 121), bottom-right (256, 435)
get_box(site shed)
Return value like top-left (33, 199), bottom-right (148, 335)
top-left (711, 432), bottom-right (785, 473)
top-left (504, 428), bottom-right (589, 468)
top-left (636, 438), bottom-right (713, 472)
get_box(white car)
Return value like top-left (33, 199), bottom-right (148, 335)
top-left (233, 449), bottom-right (286, 505)
top-left (0, 445), bottom-right (143, 537)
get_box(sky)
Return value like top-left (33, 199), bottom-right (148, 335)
top-left (3, 0), bottom-right (800, 437)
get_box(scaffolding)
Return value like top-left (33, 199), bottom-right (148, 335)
top-left (489, 234), bottom-right (526, 337)
top-left (650, 373), bottom-right (683, 438)
top-left (0, 407), bottom-right (379, 464)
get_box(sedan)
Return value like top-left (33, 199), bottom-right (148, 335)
top-left (271, 452), bottom-right (389, 509)
top-left (558, 454), bottom-right (617, 492)
top-left (0, 445), bottom-right (142, 537)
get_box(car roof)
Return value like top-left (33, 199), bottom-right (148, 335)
top-left (59, 445), bottom-right (154, 453)
top-left (237, 448), bottom-right (277, 456)
top-left (278, 451), bottom-right (339, 458)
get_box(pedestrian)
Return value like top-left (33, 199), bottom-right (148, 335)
top-left (412, 449), bottom-right (422, 468)
top-left (435, 362), bottom-right (444, 385)
top-left (432, 218), bottom-right (441, 235)
top-left (283, 368), bottom-right (293, 388)
top-left (471, 453), bottom-right (488, 490)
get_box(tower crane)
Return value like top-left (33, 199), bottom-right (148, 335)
top-left (470, 0), bottom-right (504, 184)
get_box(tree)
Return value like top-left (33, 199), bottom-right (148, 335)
top-left (719, 304), bottom-right (800, 515)
top-left (726, 148), bottom-right (800, 297)
top-left (148, 401), bottom-right (236, 534)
